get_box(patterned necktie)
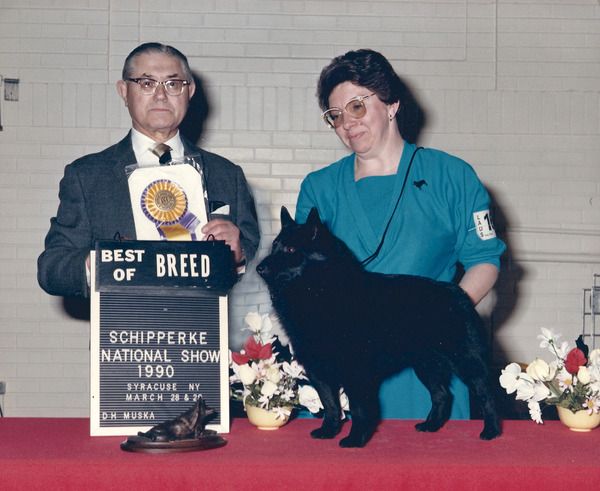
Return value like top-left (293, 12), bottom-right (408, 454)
top-left (151, 143), bottom-right (172, 165)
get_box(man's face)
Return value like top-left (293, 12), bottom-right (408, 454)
top-left (116, 52), bottom-right (195, 142)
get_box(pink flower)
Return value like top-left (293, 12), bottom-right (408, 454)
top-left (231, 337), bottom-right (273, 365)
top-left (564, 348), bottom-right (587, 375)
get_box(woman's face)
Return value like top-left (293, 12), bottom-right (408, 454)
top-left (327, 81), bottom-right (399, 159)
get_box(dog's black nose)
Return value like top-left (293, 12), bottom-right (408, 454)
top-left (256, 262), bottom-right (268, 276)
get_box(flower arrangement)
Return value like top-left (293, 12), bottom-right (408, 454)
top-left (500, 328), bottom-right (600, 423)
top-left (230, 312), bottom-right (349, 420)
top-left (230, 312), bottom-right (305, 420)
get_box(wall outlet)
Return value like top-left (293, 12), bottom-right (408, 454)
top-left (0, 381), bottom-right (5, 394)
top-left (4, 78), bottom-right (19, 101)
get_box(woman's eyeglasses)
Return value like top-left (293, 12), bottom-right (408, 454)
top-left (125, 78), bottom-right (191, 96)
top-left (322, 93), bottom-right (375, 129)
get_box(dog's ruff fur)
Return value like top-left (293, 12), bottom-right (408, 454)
top-left (256, 207), bottom-right (501, 448)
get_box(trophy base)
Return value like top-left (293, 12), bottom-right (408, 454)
top-left (120, 430), bottom-right (227, 453)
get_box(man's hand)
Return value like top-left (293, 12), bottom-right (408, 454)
top-left (202, 219), bottom-right (244, 265)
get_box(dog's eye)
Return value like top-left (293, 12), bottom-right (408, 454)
top-left (283, 246), bottom-right (296, 254)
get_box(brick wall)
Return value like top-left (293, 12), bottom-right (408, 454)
top-left (0, 0), bottom-right (598, 416)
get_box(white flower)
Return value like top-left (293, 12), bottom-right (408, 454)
top-left (577, 366), bottom-right (591, 385)
top-left (556, 370), bottom-right (574, 392)
top-left (244, 312), bottom-right (263, 333)
top-left (516, 379), bottom-right (550, 402)
top-left (258, 315), bottom-right (274, 344)
top-left (554, 341), bottom-right (570, 361)
top-left (583, 397), bottom-right (600, 415)
top-left (260, 380), bottom-right (278, 398)
top-left (244, 312), bottom-right (274, 344)
top-left (589, 349), bottom-right (600, 367)
top-left (280, 389), bottom-right (295, 402)
top-left (282, 360), bottom-right (307, 380)
top-left (272, 406), bottom-right (292, 420)
top-left (526, 358), bottom-right (555, 382)
top-left (298, 385), bottom-right (323, 413)
top-left (340, 389), bottom-right (350, 411)
top-left (538, 327), bottom-right (560, 349)
top-left (237, 363), bottom-right (257, 386)
top-left (266, 366), bottom-right (282, 384)
top-left (499, 363), bottom-right (548, 402)
top-left (588, 364), bottom-right (600, 385)
top-left (548, 359), bottom-right (561, 375)
top-left (528, 401), bottom-right (543, 424)
top-left (499, 363), bottom-right (526, 394)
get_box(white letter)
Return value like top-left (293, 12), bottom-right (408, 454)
top-left (156, 254), bottom-right (165, 277)
top-left (201, 255), bottom-right (210, 277)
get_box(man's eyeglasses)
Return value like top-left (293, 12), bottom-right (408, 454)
top-left (125, 78), bottom-right (191, 96)
top-left (322, 93), bottom-right (375, 129)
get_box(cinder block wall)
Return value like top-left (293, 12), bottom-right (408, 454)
top-left (0, 0), bottom-right (598, 416)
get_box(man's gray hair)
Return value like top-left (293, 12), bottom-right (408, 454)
top-left (122, 42), bottom-right (193, 80)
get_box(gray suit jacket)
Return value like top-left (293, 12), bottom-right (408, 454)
top-left (38, 132), bottom-right (260, 297)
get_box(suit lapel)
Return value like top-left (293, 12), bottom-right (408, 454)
top-left (109, 133), bottom-right (138, 239)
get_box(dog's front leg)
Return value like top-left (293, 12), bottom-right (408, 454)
top-left (339, 385), bottom-right (380, 448)
top-left (308, 377), bottom-right (343, 439)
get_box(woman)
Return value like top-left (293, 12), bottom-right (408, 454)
top-left (295, 49), bottom-right (506, 419)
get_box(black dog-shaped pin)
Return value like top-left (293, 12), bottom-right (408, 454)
top-left (257, 207), bottom-right (501, 447)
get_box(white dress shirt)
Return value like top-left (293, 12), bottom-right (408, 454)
top-left (130, 128), bottom-right (185, 167)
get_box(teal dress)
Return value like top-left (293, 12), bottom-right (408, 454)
top-left (295, 143), bottom-right (506, 419)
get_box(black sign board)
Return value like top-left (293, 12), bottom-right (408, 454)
top-left (90, 240), bottom-right (234, 436)
top-left (94, 239), bottom-right (237, 294)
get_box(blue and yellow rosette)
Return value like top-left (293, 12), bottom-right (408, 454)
top-left (141, 179), bottom-right (200, 240)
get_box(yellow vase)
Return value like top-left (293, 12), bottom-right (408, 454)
top-left (245, 404), bottom-right (292, 430)
top-left (556, 406), bottom-right (600, 432)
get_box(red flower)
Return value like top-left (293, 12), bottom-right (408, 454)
top-left (231, 337), bottom-right (272, 365)
top-left (564, 348), bottom-right (587, 375)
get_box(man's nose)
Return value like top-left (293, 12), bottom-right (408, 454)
top-left (153, 83), bottom-right (168, 99)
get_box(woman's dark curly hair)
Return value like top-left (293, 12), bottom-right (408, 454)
top-left (317, 49), bottom-right (424, 143)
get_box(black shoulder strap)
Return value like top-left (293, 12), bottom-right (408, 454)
top-left (361, 146), bottom-right (422, 267)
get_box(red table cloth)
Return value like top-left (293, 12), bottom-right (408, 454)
top-left (1, 417), bottom-right (598, 490)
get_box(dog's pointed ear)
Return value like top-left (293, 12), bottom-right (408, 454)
top-left (306, 208), bottom-right (324, 241)
top-left (280, 206), bottom-right (295, 228)
top-left (306, 207), bottom-right (322, 227)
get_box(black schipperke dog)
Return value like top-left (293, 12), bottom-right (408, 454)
top-left (256, 207), bottom-right (501, 448)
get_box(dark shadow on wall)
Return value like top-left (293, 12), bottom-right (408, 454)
top-left (179, 71), bottom-right (211, 146)
top-left (487, 187), bottom-right (526, 351)
top-left (477, 187), bottom-right (529, 420)
top-left (396, 76), bottom-right (427, 145)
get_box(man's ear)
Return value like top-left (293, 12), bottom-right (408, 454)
top-left (187, 79), bottom-right (196, 101)
top-left (280, 206), bottom-right (295, 228)
top-left (116, 80), bottom-right (128, 106)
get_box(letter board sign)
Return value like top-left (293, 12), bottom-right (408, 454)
top-left (90, 240), bottom-right (233, 436)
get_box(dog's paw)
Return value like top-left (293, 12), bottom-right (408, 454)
top-left (479, 425), bottom-right (502, 440)
top-left (339, 434), bottom-right (367, 448)
top-left (310, 426), bottom-right (340, 439)
top-left (415, 420), bottom-right (443, 433)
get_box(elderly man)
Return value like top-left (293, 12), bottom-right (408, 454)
top-left (38, 42), bottom-right (259, 297)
